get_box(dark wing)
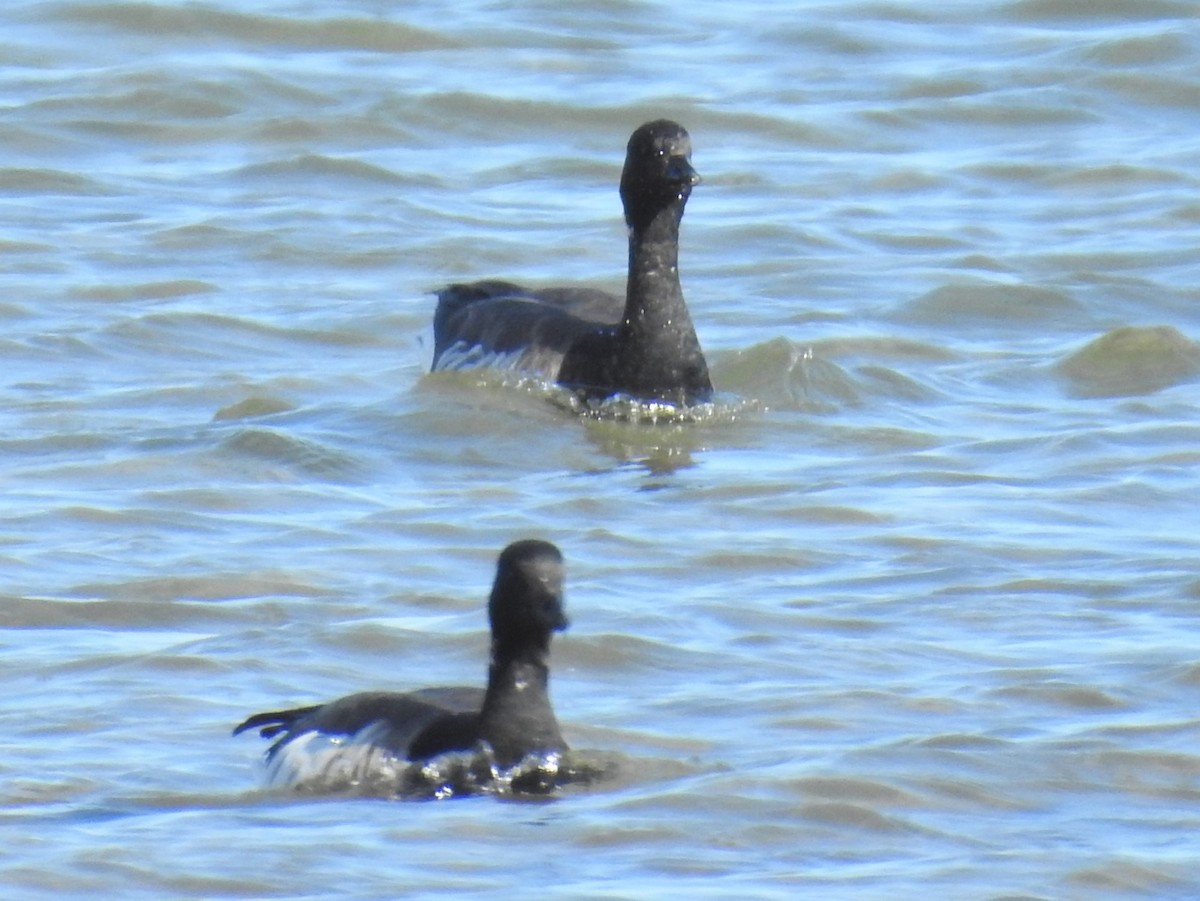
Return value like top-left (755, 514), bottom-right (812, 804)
top-left (432, 281), bottom-right (623, 377)
top-left (233, 688), bottom-right (487, 760)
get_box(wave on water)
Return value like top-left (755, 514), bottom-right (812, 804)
top-left (217, 427), bottom-right (366, 481)
top-left (898, 282), bottom-right (1085, 330)
top-left (1057, 325), bottom-right (1200, 398)
top-left (50, 2), bottom-right (454, 53)
top-left (427, 332), bottom-right (944, 424)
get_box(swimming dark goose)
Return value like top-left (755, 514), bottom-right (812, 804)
top-left (233, 540), bottom-right (569, 775)
top-left (432, 119), bottom-right (712, 406)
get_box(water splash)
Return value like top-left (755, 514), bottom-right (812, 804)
top-left (265, 729), bottom-right (616, 800)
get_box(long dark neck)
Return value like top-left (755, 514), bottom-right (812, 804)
top-left (623, 202), bottom-right (691, 339)
top-left (478, 640), bottom-right (563, 765)
top-left (614, 200), bottom-right (711, 402)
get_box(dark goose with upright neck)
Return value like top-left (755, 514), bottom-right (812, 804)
top-left (233, 540), bottom-right (570, 784)
top-left (432, 120), bottom-right (712, 406)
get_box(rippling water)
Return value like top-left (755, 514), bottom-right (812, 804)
top-left (3, 1), bottom-right (1200, 898)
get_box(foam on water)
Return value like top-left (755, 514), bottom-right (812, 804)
top-left (266, 728), bottom-right (614, 800)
